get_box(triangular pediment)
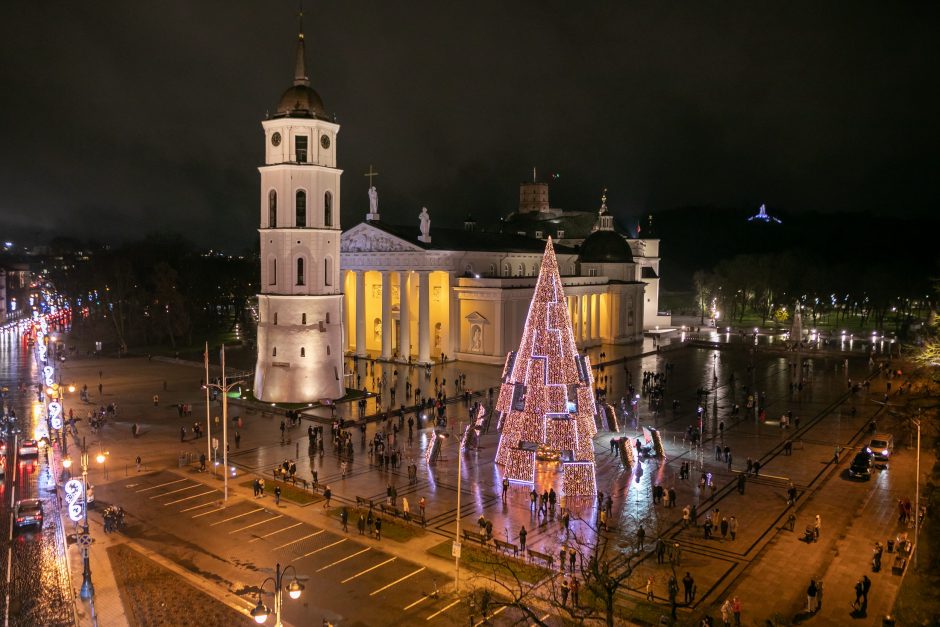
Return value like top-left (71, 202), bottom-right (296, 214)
top-left (341, 223), bottom-right (424, 253)
top-left (465, 311), bottom-right (489, 324)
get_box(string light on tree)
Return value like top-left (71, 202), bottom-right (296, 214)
top-left (494, 238), bottom-right (598, 495)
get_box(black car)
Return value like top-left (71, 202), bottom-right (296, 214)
top-left (849, 449), bottom-right (874, 480)
top-left (14, 499), bottom-right (43, 529)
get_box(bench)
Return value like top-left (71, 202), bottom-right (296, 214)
top-left (892, 556), bottom-right (907, 575)
top-left (527, 549), bottom-right (554, 568)
top-left (463, 529), bottom-right (487, 545)
top-left (494, 539), bottom-right (519, 557)
top-left (356, 496), bottom-right (374, 509)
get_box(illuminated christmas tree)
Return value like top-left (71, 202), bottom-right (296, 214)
top-left (494, 237), bottom-right (598, 495)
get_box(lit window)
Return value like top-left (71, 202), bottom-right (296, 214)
top-left (295, 135), bottom-right (308, 163)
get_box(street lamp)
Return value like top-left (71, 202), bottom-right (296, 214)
top-left (203, 343), bottom-right (246, 502)
top-left (79, 439), bottom-right (94, 599)
top-left (251, 562), bottom-right (304, 626)
top-left (96, 451), bottom-right (109, 480)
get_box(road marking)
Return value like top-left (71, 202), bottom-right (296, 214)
top-left (474, 606), bottom-right (506, 626)
top-left (316, 547), bottom-right (370, 572)
top-left (181, 501), bottom-right (217, 513)
top-left (370, 566), bottom-right (425, 596)
top-left (342, 557), bottom-right (396, 583)
top-left (137, 478), bottom-right (187, 492)
top-left (230, 515), bottom-right (282, 534)
top-left (149, 484), bottom-right (201, 499)
top-left (209, 508), bottom-right (264, 526)
top-left (425, 598), bottom-right (460, 620)
top-left (250, 522), bottom-right (302, 542)
top-left (403, 594), bottom-right (430, 611)
top-left (165, 490), bottom-right (216, 505)
top-left (296, 538), bottom-right (346, 560)
top-left (273, 530), bottom-right (323, 550)
top-left (192, 507), bottom-right (227, 519)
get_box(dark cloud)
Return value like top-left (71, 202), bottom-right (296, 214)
top-left (1, 1), bottom-right (937, 249)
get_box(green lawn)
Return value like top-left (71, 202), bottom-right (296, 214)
top-left (427, 539), bottom-right (551, 584)
top-left (239, 478), bottom-right (321, 505)
top-left (326, 506), bottom-right (425, 542)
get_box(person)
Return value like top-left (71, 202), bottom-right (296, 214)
top-left (787, 511), bottom-right (797, 531)
top-left (872, 541), bottom-right (883, 572)
top-left (199, 453), bottom-right (206, 472)
top-left (374, 517), bottom-right (382, 540)
top-left (806, 579), bottom-right (817, 613)
top-left (571, 577), bottom-right (580, 607)
top-left (729, 516), bottom-right (738, 541)
top-left (180, 426), bottom-right (186, 442)
top-left (135, 456), bottom-right (141, 472)
top-left (274, 485), bottom-right (281, 505)
top-left (153, 394), bottom-right (159, 406)
top-left (862, 574), bottom-right (871, 606)
top-left (502, 477), bottom-right (509, 502)
top-left (646, 575), bottom-right (655, 601)
top-left (340, 507), bottom-right (348, 532)
top-left (813, 514), bottom-right (821, 541)
top-left (669, 575), bottom-right (679, 619)
top-left (853, 579), bottom-right (864, 610)
top-left (656, 537), bottom-right (666, 563)
top-left (259, 478), bottom-right (265, 496)
top-left (323, 485), bottom-right (332, 508)
top-left (637, 524), bottom-right (645, 551)
top-left (519, 526), bottom-right (527, 552)
top-left (568, 547), bottom-right (576, 571)
top-left (560, 578), bottom-right (570, 606)
top-left (235, 430), bottom-right (241, 449)
top-left (357, 511), bottom-right (366, 535)
top-left (683, 572), bottom-right (695, 604)
top-left (732, 596), bottom-right (741, 626)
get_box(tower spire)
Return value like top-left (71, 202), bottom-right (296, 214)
top-left (293, 3), bottom-right (309, 86)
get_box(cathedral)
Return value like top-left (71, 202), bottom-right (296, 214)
top-left (255, 13), bottom-right (667, 401)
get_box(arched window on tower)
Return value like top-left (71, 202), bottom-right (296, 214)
top-left (300, 347), bottom-right (305, 357)
top-left (268, 190), bottom-right (277, 227)
top-left (296, 258), bottom-right (305, 286)
top-left (273, 312), bottom-right (278, 325)
top-left (302, 313), bottom-right (307, 325)
top-left (324, 191), bottom-right (333, 227)
top-left (324, 257), bottom-right (332, 286)
top-left (269, 258), bottom-right (277, 285)
top-left (272, 346), bottom-right (277, 357)
top-left (295, 190), bottom-right (307, 227)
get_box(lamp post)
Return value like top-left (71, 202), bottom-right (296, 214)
top-left (96, 450), bottom-right (109, 480)
top-left (250, 562), bottom-right (304, 626)
top-left (80, 438), bottom-right (94, 599)
top-left (913, 413), bottom-right (921, 568)
top-left (203, 344), bottom-right (246, 502)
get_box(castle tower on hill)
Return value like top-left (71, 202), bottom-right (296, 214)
top-left (253, 11), bottom-right (345, 402)
top-left (494, 237), bottom-right (598, 495)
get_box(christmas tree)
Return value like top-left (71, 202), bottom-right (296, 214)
top-left (494, 237), bottom-right (598, 495)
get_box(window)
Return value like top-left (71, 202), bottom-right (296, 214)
top-left (302, 313), bottom-right (307, 325)
top-left (272, 347), bottom-right (277, 357)
top-left (326, 345), bottom-right (331, 355)
top-left (269, 258), bottom-right (277, 285)
top-left (504, 263), bottom-right (511, 276)
top-left (273, 312), bottom-right (278, 325)
top-left (518, 263), bottom-right (525, 276)
top-left (324, 257), bottom-right (332, 286)
top-left (300, 347), bottom-right (305, 357)
top-left (324, 191), bottom-right (333, 227)
top-left (557, 229), bottom-right (565, 239)
top-left (325, 312), bottom-right (331, 323)
top-left (295, 135), bottom-right (308, 163)
top-left (296, 258), bottom-right (305, 285)
top-left (535, 230), bottom-right (543, 239)
top-left (268, 190), bottom-right (277, 227)
top-left (295, 190), bottom-right (306, 227)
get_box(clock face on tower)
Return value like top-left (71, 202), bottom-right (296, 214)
top-left (271, 132), bottom-right (282, 146)
top-left (320, 135), bottom-right (331, 149)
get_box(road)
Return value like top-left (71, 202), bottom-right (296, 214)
top-left (0, 327), bottom-right (75, 627)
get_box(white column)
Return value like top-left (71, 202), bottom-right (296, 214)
top-left (355, 271), bottom-right (366, 357)
top-left (585, 293), bottom-right (593, 341)
top-left (399, 271), bottom-right (411, 361)
top-left (381, 271), bottom-right (392, 359)
top-left (575, 295), bottom-right (583, 344)
top-left (418, 271), bottom-right (431, 363)
top-left (448, 273), bottom-right (459, 358)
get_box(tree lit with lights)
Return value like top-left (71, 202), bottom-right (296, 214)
top-left (494, 238), bottom-right (598, 495)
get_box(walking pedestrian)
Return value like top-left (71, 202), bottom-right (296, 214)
top-left (323, 485), bottom-right (332, 508)
top-left (135, 456), bottom-right (142, 472)
top-left (571, 577), bottom-right (580, 607)
top-left (234, 431), bottom-right (241, 449)
top-left (374, 517), bottom-right (382, 540)
top-left (637, 524), bottom-right (645, 551)
top-left (357, 512), bottom-right (366, 535)
top-left (340, 507), bottom-right (349, 532)
top-left (502, 477), bottom-right (509, 502)
top-left (732, 596), bottom-right (741, 626)
top-left (813, 514), bottom-right (821, 541)
top-left (560, 579), bottom-right (570, 606)
top-left (683, 572), bottom-right (694, 604)
top-left (274, 485), bottom-right (281, 505)
top-left (853, 579), bottom-right (864, 610)
top-left (519, 526), bottom-right (527, 552)
top-left (807, 579), bottom-right (818, 612)
top-left (729, 516), bottom-right (738, 541)
top-left (646, 575), bottom-right (655, 601)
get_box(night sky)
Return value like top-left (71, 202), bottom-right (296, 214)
top-left (1, 2), bottom-right (937, 250)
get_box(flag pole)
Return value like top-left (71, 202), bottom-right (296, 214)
top-left (205, 341), bottom-right (211, 472)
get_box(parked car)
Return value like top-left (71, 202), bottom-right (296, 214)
top-left (14, 499), bottom-right (43, 529)
top-left (0, 439), bottom-right (7, 456)
top-left (0, 456), bottom-right (5, 477)
top-left (849, 449), bottom-right (874, 480)
top-left (868, 433), bottom-right (893, 464)
top-left (18, 439), bottom-right (38, 457)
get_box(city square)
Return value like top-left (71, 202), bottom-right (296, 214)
top-left (1, 3), bottom-right (938, 627)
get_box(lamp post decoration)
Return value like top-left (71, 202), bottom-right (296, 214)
top-left (203, 343), bottom-right (247, 502)
top-left (250, 562), bottom-right (304, 626)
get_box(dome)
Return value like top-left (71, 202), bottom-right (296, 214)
top-left (578, 230), bottom-right (633, 263)
top-left (276, 84), bottom-right (327, 118)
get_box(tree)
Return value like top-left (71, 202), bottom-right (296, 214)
top-left (692, 271), bottom-right (714, 324)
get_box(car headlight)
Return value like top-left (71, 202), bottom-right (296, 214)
top-left (882, 450), bottom-right (889, 456)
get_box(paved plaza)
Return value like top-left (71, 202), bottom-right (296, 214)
top-left (49, 336), bottom-right (929, 626)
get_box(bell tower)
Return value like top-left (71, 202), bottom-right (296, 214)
top-left (254, 10), bottom-right (345, 402)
